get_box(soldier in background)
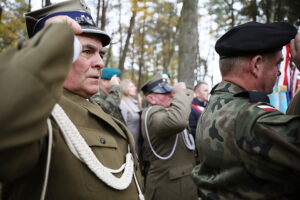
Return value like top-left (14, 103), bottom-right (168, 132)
top-left (0, 0), bottom-right (143, 199)
top-left (91, 67), bottom-right (125, 122)
top-left (192, 21), bottom-right (300, 200)
top-left (141, 73), bottom-right (198, 200)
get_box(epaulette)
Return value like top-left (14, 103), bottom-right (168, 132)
top-left (234, 91), bottom-right (270, 103)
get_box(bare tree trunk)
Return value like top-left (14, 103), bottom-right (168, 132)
top-left (118, 0), bottom-right (123, 63)
top-left (45, 0), bottom-right (51, 6)
top-left (96, 0), bottom-right (101, 27)
top-left (130, 46), bottom-right (135, 81)
top-left (118, 11), bottom-right (136, 73)
top-left (224, 0), bottom-right (235, 28)
top-left (251, 0), bottom-right (258, 21)
top-left (100, 0), bottom-right (107, 31)
top-left (137, 17), bottom-right (146, 90)
top-left (28, 0), bottom-right (31, 12)
top-left (105, 44), bottom-right (112, 67)
top-left (0, 6), bottom-right (2, 23)
top-left (178, 0), bottom-right (199, 88)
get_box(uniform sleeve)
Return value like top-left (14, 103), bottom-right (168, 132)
top-left (286, 90), bottom-right (300, 115)
top-left (148, 89), bottom-right (193, 138)
top-left (0, 24), bottom-right (74, 181)
top-left (92, 88), bottom-right (124, 121)
top-left (236, 104), bottom-right (300, 184)
top-left (104, 85), bottom-right (121, 108)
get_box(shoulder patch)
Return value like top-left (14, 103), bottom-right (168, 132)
top-left (257, 105), bottom-right (278, 111)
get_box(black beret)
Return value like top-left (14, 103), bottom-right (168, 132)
top-left (25, 0), bottom-right (111, 46)
top-left (215, 21), bottom-right (297, 59)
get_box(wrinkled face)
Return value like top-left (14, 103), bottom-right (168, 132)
top-left (257, 51), bottom-right (283, 94)
top-left (128, 82), bottom-right (137, 97)
top-left (148, 93), bottom-right (173, 107)
top-left (195, 84), bottom-right (209, 102)
top-left (63, 34), bottom-right (104, 98)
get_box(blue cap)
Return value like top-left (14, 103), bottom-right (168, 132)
top-left (101, 68), bottom-right (121, 79)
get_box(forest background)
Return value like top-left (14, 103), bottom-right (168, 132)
top-left (1, 0), bottom-right (300, 89)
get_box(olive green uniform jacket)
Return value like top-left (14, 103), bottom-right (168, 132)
top-left (141, 89), bottom-right (198, 200)
top-left (0, 24), bottom-right (142, 200)
top-left (192, 81), bottom-right (300, 200)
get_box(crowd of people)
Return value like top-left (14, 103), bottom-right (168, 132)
top-left (1, 0), bottom-right (300, 200)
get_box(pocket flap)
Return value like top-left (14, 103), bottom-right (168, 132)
top-left (79, 127), bottom-right (118, 149)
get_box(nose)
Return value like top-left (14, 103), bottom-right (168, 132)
top-left (92, 53), bottom-right (104, 70)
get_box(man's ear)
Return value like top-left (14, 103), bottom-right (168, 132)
top-left (249, 55), bottom-right (264, 78)
top-left (146, 94), bottom-right (156, 105)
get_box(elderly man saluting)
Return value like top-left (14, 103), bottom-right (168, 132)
top-left (141, 73), bottom-right (198, 200)
top-left (192, 22), bottom-right (300, 200)
top-left (0, 0), bottom-right (144, 200)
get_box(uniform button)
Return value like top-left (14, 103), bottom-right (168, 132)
top-left (100, 138), bottom-right (106, 144)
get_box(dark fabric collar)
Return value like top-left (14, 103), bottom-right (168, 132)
top-left (211, 81), bottom-right (245, 95)
top-left (211, 81), bottom-right (269, 103)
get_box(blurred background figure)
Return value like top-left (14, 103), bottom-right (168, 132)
top-left (91, 67), bottom-right (125, 122)
top-left (120, 79), bottom-right (142, 159)
top-left (162, 72), bottom-right (172, 84)
top-left (188, 81), bottom-right (209, 138)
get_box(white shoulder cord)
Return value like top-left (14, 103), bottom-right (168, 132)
top-left (144, 107), bottom-right (178, 160)
top-left (40, 119), bottom-right (54, 200)
top-left (51, 104), bottom-right (133, 190)
top-left (40, 105), bottom-right (144, 199)
top-left (181, 129), bottom-right (195, 150)
top-left (51, 104), bottom-right (144, 200)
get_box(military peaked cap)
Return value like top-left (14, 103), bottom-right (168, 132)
top-left (215, 21), bottom-right (297, 59)
top-left (141, 73), bottom-right (173, 95)
top-left (25, 0), bottom-right (111, 46)
top-left (101, 68), bottom-right (121, 79)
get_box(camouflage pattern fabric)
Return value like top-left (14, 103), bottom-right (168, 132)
top-left (192, 81), bottom-right (300, 200)
top-left (91, 85), bottom-right (125, 123)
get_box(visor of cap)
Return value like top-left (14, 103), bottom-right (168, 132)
top-left (151, 83), bottom-right (173, 94)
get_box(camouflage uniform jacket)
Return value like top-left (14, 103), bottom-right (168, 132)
top-left (91, 86), bottom-right (125, 123)
top-left (192, 81), bottom-right (300, 200)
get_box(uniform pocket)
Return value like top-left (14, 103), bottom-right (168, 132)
top-left (78, 127), bottom-right (124, 192)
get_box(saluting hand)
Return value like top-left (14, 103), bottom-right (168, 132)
top-left (172, 82), bottom-right (186, 94)
top-left (45, 15), bottom-right (83, 35)
top-left (291, 32), bottom-right (300, 70)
